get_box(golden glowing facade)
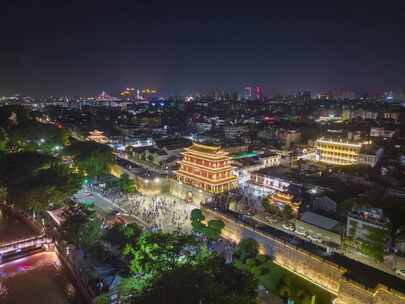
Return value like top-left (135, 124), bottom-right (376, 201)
top-left (87, 129), bottom-right (108, 144)
top-left (269, 191), bottom-right (301, 214)
top-left (315, 138), bottom-right (362, 165)
top-left (176, 143), bottom-right (237, 193)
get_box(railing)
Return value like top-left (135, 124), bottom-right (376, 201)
top-left (0, 235), bottom-right (52, 254)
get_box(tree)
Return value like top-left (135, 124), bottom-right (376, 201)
top-left (0, 151), bottom-right (54, 186)
top-left (131, 256), bottom-right (257, 304)
top-left (103, 223), bottom-right (142, 250)
top-left (190, 209), bottom-right (225, 240)
top-left (358, 226), bottom-right (387, 262)
top-left (0, 152), bottom-right (81, 211)
top-left (282, 205), bottom-right (294, 223)
top-left (61, 203), bottom-right (102, 250)
top-left (262, 197), bottom-right (281, 217)
top-left (338, 197), bottom-right (368, 216)
top-left (8, 120), bottom-right (69, 154)
top-left (279, 274), bottom-right (312, 304)
top-left (123, 231), bottom-right (197, 275)
top-left (380, 197), bottom-right (405, 248)
top-left (119, 173), bottom-right (135, 193)
top-left (8, 164), bottom-right (81, 211)
top-left (0, 128), bottom-right (8, 151)
top-left (204, 219), bottom-right (225, 241)
top-left (233, 238), bottom-right (259, 263)
top-left (65, 141), bottom-right (114, 179)
top-left (190, 208), bottom-right (205, 234)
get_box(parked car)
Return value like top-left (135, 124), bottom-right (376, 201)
top-left (396, 269), bottom-right (405, 278)
top-left (282, 223), bottom-right (295, 232)
top-left (308, 234), bottom-right (322, 243)
top-left (265, 216), bottom-right (277, 223)
top-left (295, 228), bottom-right (307, 237)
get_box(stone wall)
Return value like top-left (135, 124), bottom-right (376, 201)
top-left (169, 179), bottom-right (212, 205)
top-left (202, 208), bottom-right (405, 304)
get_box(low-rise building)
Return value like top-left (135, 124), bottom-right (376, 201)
top-left (370, 127), bottom-right (396, 138)
top-left (315, 138), bottom-right (362, 165)
top-left (223, 125), bottom-right (249, 139)
top-left (249, 167), bottom-right (292, 193)
top-left (315, 138), bottom-right (381, 166)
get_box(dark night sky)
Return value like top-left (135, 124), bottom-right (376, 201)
top-left (1, 0), bottom-right (405, 96)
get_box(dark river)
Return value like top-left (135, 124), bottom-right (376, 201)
top-left (0, 208), bottom-right (36, 244)
top-left (0, 209), bottom-right (87, 304)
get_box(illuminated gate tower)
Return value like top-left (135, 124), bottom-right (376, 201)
top-left (176, 143), bottom-right (237, 193)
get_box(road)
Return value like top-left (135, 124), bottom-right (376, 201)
top-left (73, 187), bottom-right (149, 227)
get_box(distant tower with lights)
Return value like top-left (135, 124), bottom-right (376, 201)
top-left (175, 143), bottom-right (237, 193)
top-left (244, 85), bottom-right (263, 100)
top-left (87, 129), bottom-right (108, 144)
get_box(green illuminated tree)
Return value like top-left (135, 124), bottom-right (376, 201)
top-left (66, 141), bottom-right (114, 179)
top-left (131, 256), bottom-right (257, 304)
top-left (190, 208), bottom-right (205, 234)
top-left (204, 219), bottom-right (225, 241)
top-left (103, 223), bottom-right (142, 250)
top-left (190, 208), bottom-right (225, 240)
top-left (233, 238), bottom-right (259, 263)
top-left (123, 231), bottom-right (197, 275)
top-left (119, 173), bottom-right (135, 193)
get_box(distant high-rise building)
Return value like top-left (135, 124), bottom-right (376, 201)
top-left (244, 85), bottom-right (263, 100)
top-left (120, 88), bottom-right (136, 98)
top-left (296, 90), bottom-right (311, 100)
top-left (96, 91), bottom-right (120, 102)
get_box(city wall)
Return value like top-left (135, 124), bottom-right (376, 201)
top-left (202, 208), bottom-right (405, 304)
top-left (169, 179), bottom-right (212, 205)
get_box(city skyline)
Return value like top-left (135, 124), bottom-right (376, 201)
top-left (1, 1), bottom-right (405, 96)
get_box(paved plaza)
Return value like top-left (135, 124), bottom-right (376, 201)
top-left (118, 193), bottom-right (194, 233)
top-left (74, 187), bottom-right (194, 233)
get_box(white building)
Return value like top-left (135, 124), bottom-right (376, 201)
top-left (370, 127), bottom-right (396, 138)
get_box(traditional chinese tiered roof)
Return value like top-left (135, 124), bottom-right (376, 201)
top-left (175, 143), bottom-right (237, 193)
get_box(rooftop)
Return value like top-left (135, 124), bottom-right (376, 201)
top-left (187, 142), bottom-right (223, 154)
top-left (299, 211), bottom-right (341, 232)
top-left (253, 166), bottom-right (293, 180)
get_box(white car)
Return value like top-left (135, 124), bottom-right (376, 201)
top-left (295, 228), bottom-right (307, 236)
top-left (308, 234), bottom-right (322, 243)
top-left (396, 269), bottom-right (405, 278)
top-left (282, 223), bottom-right (295, 232)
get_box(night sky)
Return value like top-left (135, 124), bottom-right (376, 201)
top-left (1, 0), bottom-right (405, 96)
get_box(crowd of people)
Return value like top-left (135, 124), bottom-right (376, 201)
top-left (118, 193), bottom-right (194, 233)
